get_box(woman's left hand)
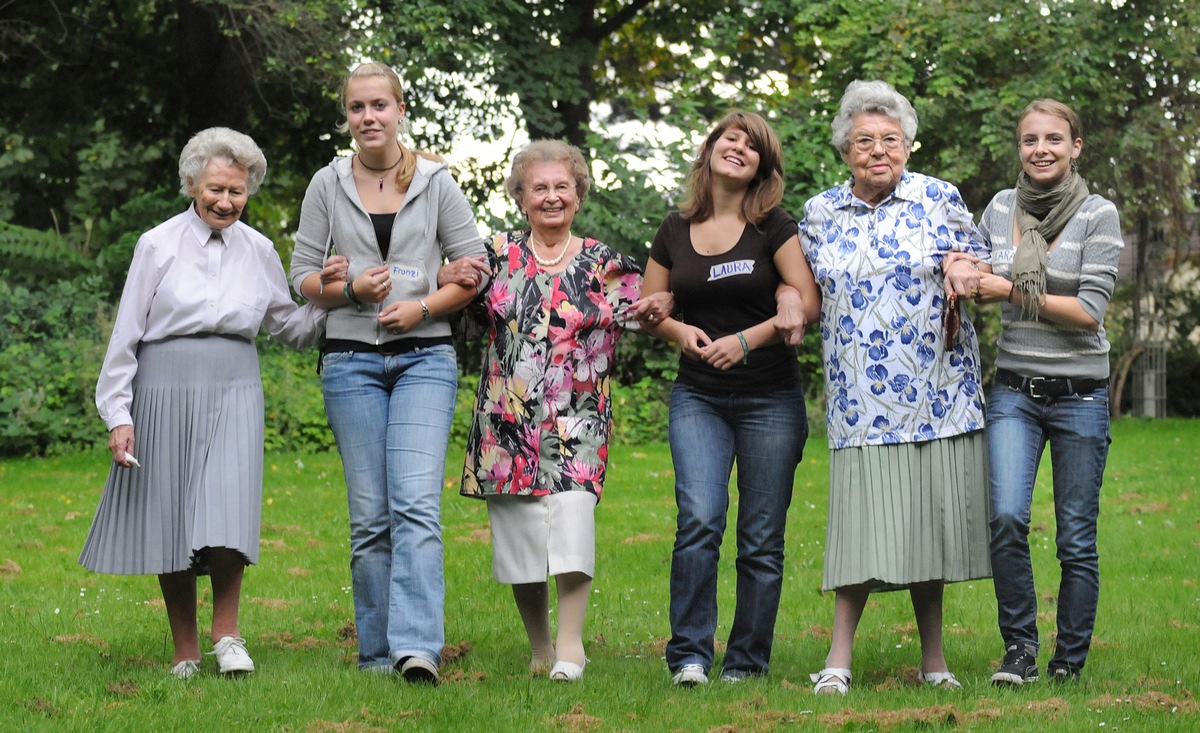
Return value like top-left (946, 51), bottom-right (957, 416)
top-left (629, 290), bottom-right (674, 325)
top-left (378, 301), bottom-right (424, 334)
top-left (699, 334), bottom-right (745, 371)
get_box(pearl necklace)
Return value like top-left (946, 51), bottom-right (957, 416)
top-left (530, 231), bottom-right (572, 267)
top-left (356, 151), bottom-right (403, 191)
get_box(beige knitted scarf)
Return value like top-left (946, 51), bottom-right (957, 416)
top-left (1012, 170), bottom-right (1090, 318)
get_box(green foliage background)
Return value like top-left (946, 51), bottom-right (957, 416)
top-left (2, 1), bottom-right (1199, 456)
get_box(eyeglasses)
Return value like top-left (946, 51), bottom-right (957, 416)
top-left (851, 135), bottom-right (906, 153)
top-left (528, 182), bottom-right (575, 198)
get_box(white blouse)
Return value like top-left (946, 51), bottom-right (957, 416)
top-left (96, 205), bottom-right (325, 429)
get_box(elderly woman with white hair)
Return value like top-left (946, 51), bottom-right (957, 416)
top-left (780, 80), bottom-right (992, 694)
top-left (82, 127), bottom-right (340, 679)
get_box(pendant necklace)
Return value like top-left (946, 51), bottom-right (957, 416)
top-left (530, 230), bottom-right (572, 267)
top-left (357, 150), bottom-right (403, 191)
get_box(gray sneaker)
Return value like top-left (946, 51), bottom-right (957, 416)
top-left (991, 643), bottom-right (1038, 686)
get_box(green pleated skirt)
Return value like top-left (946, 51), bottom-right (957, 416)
top-left (822, 430), bottom-right (992, 592)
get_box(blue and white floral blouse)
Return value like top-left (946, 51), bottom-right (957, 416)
top-left (800, 170), bottom-right (989, 450)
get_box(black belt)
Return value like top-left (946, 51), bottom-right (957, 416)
top-left (994, 369), bottom-right (1107, 399)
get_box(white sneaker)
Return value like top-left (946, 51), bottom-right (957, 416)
top-left (209, 636), bottom-right (255, 675)
top-left (672, 663), bottom-right (709, 687)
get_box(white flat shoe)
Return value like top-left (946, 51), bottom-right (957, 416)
top-left (811, 667), bottom-right (851, 695)
top-left (919, 670), bottom-right (962, 689)
top-left (549, 660), bottom-right (585, 682)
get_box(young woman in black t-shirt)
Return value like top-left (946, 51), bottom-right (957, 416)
top-left (639, 111), bottom-right (820, 686)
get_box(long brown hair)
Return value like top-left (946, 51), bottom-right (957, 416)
top-left (679, 110), bottom-right (784, 225)
top-left (339, 62), bottom-right (443, 193)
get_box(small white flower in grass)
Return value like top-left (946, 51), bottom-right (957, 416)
top-left (55, 608), bottom-right (60, 614)
top-left (295, 459), bottom-right (305, 469)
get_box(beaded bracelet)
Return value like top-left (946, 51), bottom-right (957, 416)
top-left (344, 281), bottom-right (362, 305)
top-left (735, 331), bottom-right (750, 364)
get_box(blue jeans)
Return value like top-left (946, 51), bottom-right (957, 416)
top-left (665, 382), bottom-right (808, 677)
top-left (322, 345), bottom-right (458, 670)
top-left (987, 384), bottom-right (1110, 672)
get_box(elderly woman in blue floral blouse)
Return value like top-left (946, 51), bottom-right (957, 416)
top-left (779, 80), bottom-right (992, 694)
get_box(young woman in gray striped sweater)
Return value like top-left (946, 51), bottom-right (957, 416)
top-left (945, 99), bottom-right (1123, 686)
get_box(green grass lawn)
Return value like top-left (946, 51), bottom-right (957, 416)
top-left (1, 417), bottom-right (1196, 731)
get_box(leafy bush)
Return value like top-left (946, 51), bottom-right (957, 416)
top-left (0, 272), bottom-right (111, 456)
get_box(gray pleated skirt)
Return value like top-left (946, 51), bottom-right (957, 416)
top-left (79, 335), bottom-right (265, 575)
top-left (822, 430), bottom-right (991, 592)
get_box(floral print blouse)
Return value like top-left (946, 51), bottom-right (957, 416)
top-left (461, 230), bottom-right (643, 500)
top-left (799, 171), bottom-right (989, 450)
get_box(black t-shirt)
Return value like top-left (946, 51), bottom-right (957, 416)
top-left (649, 206), bottom-right (800, 393)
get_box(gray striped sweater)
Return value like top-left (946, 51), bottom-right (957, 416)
top-left (978, 190), bottom-right (1123, 380)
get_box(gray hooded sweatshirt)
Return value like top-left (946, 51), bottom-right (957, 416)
top-left (290, 153), bottom-right (487, 345)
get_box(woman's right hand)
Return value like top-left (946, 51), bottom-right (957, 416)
top-left (675, 324), bottom-right (713, 361)
top-left (109, 425), bottom-right (136, 467)
top-left (351, 264), bottom-right (392, 303)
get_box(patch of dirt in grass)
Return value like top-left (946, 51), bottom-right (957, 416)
top-left (456, 527), bottom-right (492, 544)
top-left (621, 533), bottom-right (657, 544)
top-left (38, 524), bottom-right (60, 534)
top-left (819, 699), bottom-right (1070, 730)
top-left (258, 630), bottom-right (325, 650)
top-left (1089, 692), bottom-right (1199, 714)
top-left (890, 621), bottom-right (918, 634)
top-left (23, 697), bottom-right (61, 717)
top-left (288, 566), bottom-right (313, 577)
top-left (65, 511), bottom-right (83, 520)
top-left (260, 538), bottom-right (288, 552)
top-left (805, 624), bottom-right (832, 640)
top-left (306, 720), bottom-right (386, 733)
top-left (440, 668), bottom-right (487, 683)
top-left (17, 539), bottom-right (45, 550)
top-left (53, 633), bottom-right (108, 649)
top-left (337, 620), bottom-right (357, 641)
top-left (550, 703), bottom-right (602, 731)
top-left (106, 679), bottom-right (139, 696)
top-left (252, 597), bottom-right (292, 610)
top-left (1127, 502), bottom-right (1170, 514)
top-left (0, 559), bottom-right (21, 576)
top-left (14, 506), bottom-right (36, 516)
top-left (442, 640), bottom-right (472, 663)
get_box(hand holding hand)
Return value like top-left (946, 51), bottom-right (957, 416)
top-left (378, 301), bottom-right (423, 334)
top-left (353, 265), bottom-right (392, 304)
top-left (629, 290), bottom-right (675, 325)
top-left (319, 255), bottom-right (349, 289)
top-left (943, 252), bottom-right (981, 300)
top-left (676, 325), bottom-right (712, 361)
top-left (437, 256), bottom-right (489, 290)
top-left (700, 334), bottom-right (745, 371)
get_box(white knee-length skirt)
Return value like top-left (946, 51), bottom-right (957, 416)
top-left (486, 492), bottom-right (597, 584)
top-left (79, 335), bottom-right (265, 575)
top-left (823, 430), bottom-right (992, 592)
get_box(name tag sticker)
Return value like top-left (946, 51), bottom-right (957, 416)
top-left (708, 259), bottom-right (755, 282)
top-left (390, 264), bottom-right (422, 281)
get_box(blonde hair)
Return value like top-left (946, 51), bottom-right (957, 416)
top-left (338, 62), bottom-right (443, 193)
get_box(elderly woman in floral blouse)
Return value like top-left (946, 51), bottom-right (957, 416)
top-left (451, 140), bottom-right (645, 683)
top-left (780, 80), bottom-right (992, 694)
